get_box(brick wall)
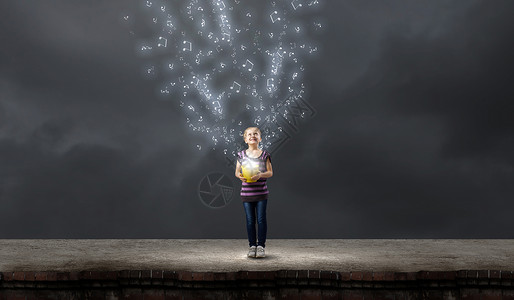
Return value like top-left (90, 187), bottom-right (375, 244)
top-left (1, 269), bottom-right (514, 299)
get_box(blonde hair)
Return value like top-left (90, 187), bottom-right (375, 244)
top-left (243, 127), bottom-right (261, 139)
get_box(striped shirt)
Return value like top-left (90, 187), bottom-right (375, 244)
top-left (238, 149), bottom-right (272, 202)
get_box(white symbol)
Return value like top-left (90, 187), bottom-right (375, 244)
top-left (242, 59), bottom-right (254, 71)
top-left (291, 0), bottom-right (303, 10)
top-left (157, 37), bottom-right (167, 47)
top-left (270, 11), bottom-right (280, 23)
top-left (182, 41), bottom-right (192, 51)
top-left (230, 81), bottom-right (241, 93)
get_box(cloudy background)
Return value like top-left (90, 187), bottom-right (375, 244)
top-left (1, 0), bottom-right (513, 238)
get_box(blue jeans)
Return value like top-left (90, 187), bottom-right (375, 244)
top-left (243, 199), bottom-right (267, 248)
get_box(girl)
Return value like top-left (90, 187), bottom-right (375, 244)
top-left (235, 127), bottom-right (273, 258)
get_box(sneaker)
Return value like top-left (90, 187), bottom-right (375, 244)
top-left (256, 246), bottom-right (265, 258)
top-left (247, 246), bottom-right (257, 258)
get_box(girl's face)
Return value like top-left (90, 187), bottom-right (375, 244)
top-left (245, 129), bottom-right (261, 145)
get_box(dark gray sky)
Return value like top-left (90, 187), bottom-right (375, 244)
top-left (1, 0), bottom-right (513, 238)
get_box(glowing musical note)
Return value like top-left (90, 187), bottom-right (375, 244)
top-left (270, 11), bottom-right (280, 23)
top-left (230, 81), bottom-right (241, 93)
top-left (291, 0), bottom-right (302, 10)
top-left (242, 59), bottom-right (254, 71)
top-left (182, 41), bottom-right (192, 51)
top-left (157, 37), bottom-right (167, 47)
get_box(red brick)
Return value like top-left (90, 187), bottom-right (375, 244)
top-left (129, 270), bottom-right (140, 279)
top-left (372, 290), bottom-right (395, 300)
top-left (226, 272), bottom-right (236, 281)
top-left (428, 271), bottom-right (446, 280)
top-left (342, 290), bottom-right (364, 300)
top-left (151, 270), bottom-right (163, 279)
top-left (34, 272), bottom-right (47, 281)
top-left (321, 289), bottom-right (341, 300)
top-left (69, 272), bottom-right (80, 281)
top-left (191, 271), bottom-right (204, 281)
top-left (467, 270), bottom-right (479, 279)
top-left (298, 270), bottom-right (308, 279)
top-left (2, 272), bottom-right (13, 281)
top-left (373, 272), bottom-right (385, 281)
top-left (24, 272), bottom-right (35, 281)
top-left (3, 291), bottom-right (27, 300)
top-left (362, 271), bottom-right (373, 281)
top-left (13, 272), bottom-right (25, 281)
top-left (340, 272), bottom-right (351, 281)
top-left (164, 290), bottom-right (183, 300)
top-left (237, 271), bottom-right (248, 280)
top-left (213, 272), bottom-right (226, 281)
top-left (480, 289), bottom-right (502, 300)
top-left (350, 272), bottom-right (362, 281)
top-left (280, 288), bottom-right (300, 299)
top-left (384, 272), bottom-right (394, 281)
top-left (460, 288), bottom-right (480, 300)
top-left (142, 289), bottom-right (165, 300)
top-left (321, 271), bottom-right (332, 280)
top-left (300, 289), bottom-right (322, 300)
top-left (286, 270), bottom-right (297, 279)
top-left (80, 271), bottom-right (92, 280)
top-left (203, 272), bottom-right (214, 281)
top-left (478, 270), bottom-right (489, 279)
top-left (264, 271), bottom-right (276, 280)
top-left (502, 289), bottom-right (514, 300)
top-left (119, 270), bottom-right (131, 278)
top-left (163, 271), bottom-right (176, 280)
top-left (46, 272), bottom-right (57, 281)
top-left (141, 270), bottom-right (151, 279)
top-left (331, 272), bottom-right (339, 280)
top-left (106, 271), bottom-right (117, 280)
top-left (247, 271), bottom-right (260, 280)
top-left (394, 272), bottom-right (407, 281)
top-left (490, 270), bottom-right (500, 279)
top-left (56, 272), bottom-right (69, 281)
top-left (442, 271), bottom-right (456, 280)
top-left (308, 270), bottom-right (319, 279)
top-left (502, 271), bottom-right (513, 279)
top-left (406, 272), bottom-right (417, 281)
top-left (178, 271), bottom-right (192, 281)
top-left (277, 270), bottom-right (287, 278)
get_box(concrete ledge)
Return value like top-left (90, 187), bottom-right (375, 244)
top-left (1, 239), bottom-right (513, 272)
top-left (1, 240), bottom-right (513, 299)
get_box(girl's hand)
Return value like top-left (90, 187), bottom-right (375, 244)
top-left (250, 172), bottom-right (261, 181)
top-left (237, 173), bottom-right (247, 182)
